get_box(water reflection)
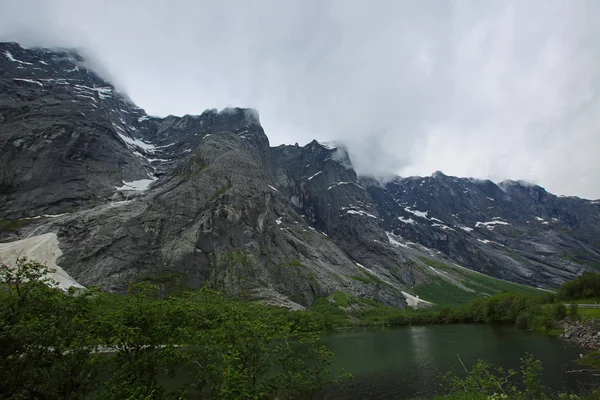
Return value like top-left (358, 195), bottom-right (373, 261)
top-left (321, 324), bottom-right (597, 399)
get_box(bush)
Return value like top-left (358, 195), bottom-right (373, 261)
top-left (441, 352), bottom-right (545, 399)
top-left (0, 258), bottom-right (349, 400)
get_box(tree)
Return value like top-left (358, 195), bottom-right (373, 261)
top-left (96, 282), bottom-right (184, 400)
top-left (0, 258), bottom-right (100, 400)
top-left (567, 304), bottom-right (579, 320)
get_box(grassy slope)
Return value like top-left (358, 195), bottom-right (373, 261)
top-left (413, 257), bottom-right (544, 308)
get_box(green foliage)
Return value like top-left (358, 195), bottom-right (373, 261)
top-left (0, 258), bottom-right (101, 399)
top-left (224, 250), bottom-right (250, 268)
top-left (567, 304), bottom-right (580, 321)
top-left (414, 278), bottom-right (480, 307)
top-left (441, 352), bottom-right (546, 399)
top-left (416, 257), bottom-right (543, 306)
top-left (0, 259), bottom-right (349, 399)
top-left (331, 291), bottom-right (355, 308)
top-left (558, 272), bottom-right (600, 300)
top-left (462, 272), bottom-right (543, 298)
top-left (349, 274), bottom-right (375, 284)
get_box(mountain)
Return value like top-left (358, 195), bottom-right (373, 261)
top-left (1, 42), bottom-right (599, 309)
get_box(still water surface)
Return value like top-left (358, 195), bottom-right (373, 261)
top-left (321, 324), bottom-right (598, 399)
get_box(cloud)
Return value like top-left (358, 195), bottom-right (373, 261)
top-left (0, 0), bottom-right (599, 199)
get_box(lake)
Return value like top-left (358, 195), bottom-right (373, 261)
top-left (320, 324), bottom-right (598, 399)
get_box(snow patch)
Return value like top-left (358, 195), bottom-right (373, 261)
top-left (404, 207), bottom-right (429, 219)
top-left (402, 291), bottom-right (433, 308)
top-left (116, 130), bottom-right (156, 151)
top-left (458, 226), bottom-right (474, 232)
top-left (535, 217), bottom-right (544, 221)
top-left (4, 51), bottom-right (33, 65)
top-left (275, 217), bottom-right (283, 225)
top-left (345, 210), bottom-right (378, 219)
top-left (327, 182), bottom-right (353, 190)
top-left (154, 142), bottom-right (176, 149)
top-left (146, 158), bottom-right (169, 163)
top-left (386, 232), bottom-right (409, 248)
top-left (475, 220), bottom-right (510, 229)
top-left (431, 223), bottom-right (455, 231)
top-left (398, 217), bottom-right (415, 224)
top-left (308, 171), bottom-right (322, 180)
top-left (13, 78), bottom-right (43, 87)
top-left (268, 185), bottom-right (279, 192)
top-left (115, 178), bottom-right (157, 191)
top-left (0, 233), bottom-right (84, 290)
top-left (22, 213), bottom-right (67, 220)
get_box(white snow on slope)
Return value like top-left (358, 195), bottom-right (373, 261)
top-left (22, 214), bottom-right (67, 220)
top-left (402, 291), bottom-right (433, 308)
top-left (275, 217), bottom-right (283, 225)
top-left (154, 142), bottom-right (176, 149)
top-left (327, 182), bottom-right (353, 190)
top-left (535, 216), bottom-right (544, 221)
top-left (477, 238), bottom-right (504, 246)
top-left (386, 232), bottom-right (409, 248)
top-left (475, 220), bottom-right (510, 229)
top-left (0, 233), bottom-right (84, 290)
top-left (268, 185), bottom-right (279, 192)
top-left (345, 210), bottom-right (378, 219)
top-left (146, 158), bottom-right (169, 163)
top-left (13, 78), bottom-right (43, 87)
top-left (74, 84), bottom-right (113, 99)
top-left (404, 207), bottom-right (428, 219)
top-left (4, 51), bottom-right (33, 65)
top-left (458, 226), bottom-right (474, 232)
top-left (116, 131), bottom-right (156, 151)
top-left (398, 216), bottom-right (415, 224)
top-left (308, 171), bottom-right (322, 180)
top-left (431, 223), bottom-right (455, 231)
top-left (115, 177), bottom-right (157, 191)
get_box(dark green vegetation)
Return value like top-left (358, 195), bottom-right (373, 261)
top-left (0, 258), bottom-right (349, 400)
top-left (557, 271), bottom-right (600, 301)
top-left (413, 353), bottom-right (599, 399)
top-left (308, 268), bottom-right (600, 335)
top-left (315, 288), bottom-right (566, 334)
top-left (2, 258), bottom-right (600, 399)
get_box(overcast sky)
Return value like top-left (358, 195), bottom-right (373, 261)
top-left (1, 0), bottom-right (599, 199)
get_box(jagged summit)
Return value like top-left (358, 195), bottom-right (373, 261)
top-left (1, 42), bottom-right (599, 309)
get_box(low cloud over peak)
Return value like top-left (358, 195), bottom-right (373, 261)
top-left (1, 0), bottom-right (599, 199)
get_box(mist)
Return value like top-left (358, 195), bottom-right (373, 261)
top-left (1, 0), bottom-right (599, 199)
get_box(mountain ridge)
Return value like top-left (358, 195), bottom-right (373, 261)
top-left (1, 42), bottom-right (599, 309)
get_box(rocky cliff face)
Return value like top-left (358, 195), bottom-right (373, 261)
top-left (367, 172), bottom-right (600, 287)
top-left (1, 42), bottom-right (599, 309)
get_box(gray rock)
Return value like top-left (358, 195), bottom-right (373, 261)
top-left (1, 42), bottom-right (599, 309)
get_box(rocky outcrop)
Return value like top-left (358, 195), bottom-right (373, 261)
top-left (366, 172), bottom-right (600, 287)
top-left (560, 319), bottom-right (600, 349)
